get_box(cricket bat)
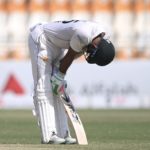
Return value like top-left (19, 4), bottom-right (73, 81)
top-left (60, 91), bottom-right (88, 145)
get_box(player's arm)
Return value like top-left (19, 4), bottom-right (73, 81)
top-left (59, 47), bottom-right (79, 74)
top-left (51, 47), bottom-right (79, 95)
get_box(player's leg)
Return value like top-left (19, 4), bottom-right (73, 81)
top-left (53, 93), bottom-right (76, 144)
top-left (53, 95), bottom-right (68, 137)
top-left (28, 34), bottom-right (65, 144)
top-left (52, 55), bottom-right (76, 144)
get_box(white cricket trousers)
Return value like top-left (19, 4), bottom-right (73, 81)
top-left (28, 24), bottom-right (69, 143)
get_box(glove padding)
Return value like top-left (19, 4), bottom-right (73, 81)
top-left (51, 70), bottom-right (66, 95)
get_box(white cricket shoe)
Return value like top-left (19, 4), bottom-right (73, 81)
top-left (49, 132), bottom-right (65, 144)
top-left (65, 136), bottom-right (77, 144)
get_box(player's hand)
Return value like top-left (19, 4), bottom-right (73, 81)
top-left (51, 70), bottom-right (66, 95)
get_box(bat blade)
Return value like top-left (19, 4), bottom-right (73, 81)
top-left (60, 93), bottom-right (88, 145)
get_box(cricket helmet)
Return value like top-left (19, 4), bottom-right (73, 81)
top-left (84, 39), bottom-right (115, 66)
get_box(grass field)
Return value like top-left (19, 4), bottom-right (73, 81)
top-left (0, 109), bottom-right (150, 150)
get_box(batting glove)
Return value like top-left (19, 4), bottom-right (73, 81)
top-left (51, 70), bottom-right (66, 95)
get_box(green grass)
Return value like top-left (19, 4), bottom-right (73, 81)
top-left (0, 109), bottom-right (150, 150)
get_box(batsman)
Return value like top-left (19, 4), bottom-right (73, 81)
top-left (28, 20), bottom-right (115, 144)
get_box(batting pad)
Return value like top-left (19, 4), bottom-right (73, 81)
top-left (54, 96), bottom-right (70, 138)
top-left (36, 97), bottom-right (56, 143)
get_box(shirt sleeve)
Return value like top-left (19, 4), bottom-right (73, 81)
top-left (70, 29), bottom-right (90, 52)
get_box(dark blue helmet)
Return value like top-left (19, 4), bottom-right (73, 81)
top-left (84, 39), bottom-right (115, 66)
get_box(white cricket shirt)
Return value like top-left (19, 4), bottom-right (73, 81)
top-left (43, 20), bottom-right (110, 52)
